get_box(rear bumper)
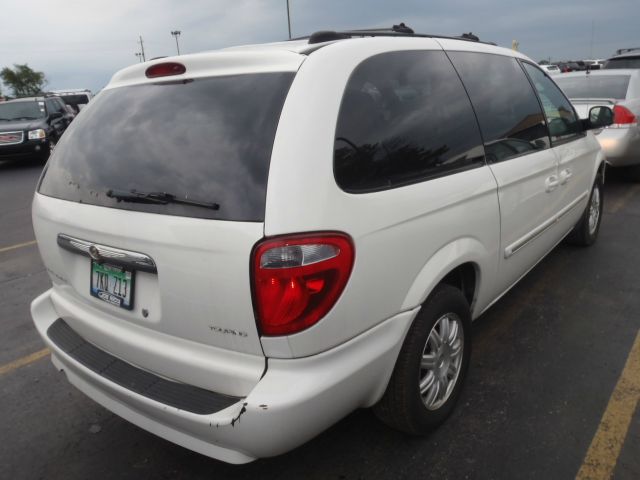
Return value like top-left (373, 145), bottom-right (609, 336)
top-left (595, 127), bottom-right (640, 167)
top-left (31, 289), bottom-right (416, 463)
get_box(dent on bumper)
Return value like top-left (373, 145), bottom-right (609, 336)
top-left (31, 289), bottom-right (417, 463)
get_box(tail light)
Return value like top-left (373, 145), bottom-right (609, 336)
top-left (145, 62), bottom-right (186, 78)
top-left (251, 233), bottom-right (354, 336)
top-left (612, 105), bottom-right (637, 126)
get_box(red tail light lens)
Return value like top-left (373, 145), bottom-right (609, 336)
top-left (145, 62), bottom-right (186, 78)
top-left (613, 105), bottom-right (637, 125)
top-left (252, 233), bottom-right (354, 336)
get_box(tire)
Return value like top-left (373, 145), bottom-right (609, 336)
top-left (374, 284), bottom-right (471, 435)
top-left (566, 173), bottom-right (603, 246)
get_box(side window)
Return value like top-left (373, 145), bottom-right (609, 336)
top-left (334, 50), bottom-right (485, 192)
top-left (522, 62), bottom-right (583, 143)
top-left (45, 99), bottom-right (62, 114)
top-left (447, 52), bottom-right (550, 163)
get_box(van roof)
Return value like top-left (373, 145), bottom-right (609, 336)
top-left (106, 28), bottom-right (523, 90)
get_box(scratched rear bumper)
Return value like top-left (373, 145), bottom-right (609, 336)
top-left (31, 290), bottom-right (416, 463)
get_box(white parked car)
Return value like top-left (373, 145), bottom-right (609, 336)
top-left (31, 26), bottom-right (610, 464)
top-left (539, 64), bottom-right (561, 75)
top-left (47, 88), bottom-right (93, 114)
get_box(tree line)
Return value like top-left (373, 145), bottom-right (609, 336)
top-left (0, 64), bottom-right (47, 100)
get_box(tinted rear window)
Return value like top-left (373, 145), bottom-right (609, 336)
top-left (39, 73), bottom-right (294, 221)
top-left (56, 94), bottom-right (90, 112)
top-left (604, 57), bottom-right (640, 69)
top-left (554, 75), bottom-right (631, 99)
top-left (334, 50), bottom-right (485, 192)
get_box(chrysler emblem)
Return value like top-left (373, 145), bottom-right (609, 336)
top-left (88, 245), bottom-right (102, 262)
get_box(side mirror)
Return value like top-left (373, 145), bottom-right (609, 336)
top-left (586, 106), bottom-right (614, 129)
top-left (49, 111), bottom-right (63, 120)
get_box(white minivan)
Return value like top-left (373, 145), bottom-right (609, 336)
top-left (31, 26), bottom-right (611, 464)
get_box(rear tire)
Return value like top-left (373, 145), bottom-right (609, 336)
top-left (566, 173), bottom-right (603, 246)
top-left (374, 284), bottom-right (471, 434)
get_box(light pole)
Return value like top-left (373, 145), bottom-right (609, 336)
top-left (171, 30), bottom-right (181, 55)
top-left (135, 52), bottom-right (143, 63)
top-left (286, 1), bottom-right (291, 39)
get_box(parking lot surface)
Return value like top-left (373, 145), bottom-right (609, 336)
top-left (1, 158), bottom-right (638, 479)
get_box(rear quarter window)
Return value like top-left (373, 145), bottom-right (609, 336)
top-left (38, 73), bottom-right (294, 221)
top-left (334, 50), bottom-right (485, 192)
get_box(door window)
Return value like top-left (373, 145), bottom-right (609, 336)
top-left (447, 52), bottom-right (550, 163)
top-left (45, 98), bottom-right (63, 114)
top-left (521, 63), bottom-right (583, 143)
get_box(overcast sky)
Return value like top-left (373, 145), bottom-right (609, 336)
top-left (1, 0), bottom-right (638, 93)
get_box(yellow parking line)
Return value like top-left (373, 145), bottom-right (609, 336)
top-left (0, 240), bottom-right (37, 254)
top-left (0, 348), bottom-right (50, 377)
top-left (576, 331), bottom-right (640, 480)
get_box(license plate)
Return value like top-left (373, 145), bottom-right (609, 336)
top-left (90, 261), bottom-right (135, 310)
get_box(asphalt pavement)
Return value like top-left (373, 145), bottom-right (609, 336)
top-left (0, 157), bottom-right (638, 479)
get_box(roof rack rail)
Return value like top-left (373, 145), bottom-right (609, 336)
top-left (306, 23), bottom-right (494, 46)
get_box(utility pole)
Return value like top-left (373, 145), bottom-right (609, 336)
top-left (135, 52), bottom-right (143, 63)
top-left (286, 0), bottom-right (292, 39)
top-left (138, 35), bottom-right (146, 62)
top-left (171, 30), bottom-right (182, 55)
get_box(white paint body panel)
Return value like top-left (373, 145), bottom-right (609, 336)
top-left (32, 194), bottom-right (266, 395)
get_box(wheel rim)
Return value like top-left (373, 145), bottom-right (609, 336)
top-left (419, 313), bottom-right (464, 411)
top-left (588, 186), bottom-right (601, 235)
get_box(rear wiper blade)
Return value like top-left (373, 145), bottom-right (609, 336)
top-left (106, 189), bottom-right (220, 210)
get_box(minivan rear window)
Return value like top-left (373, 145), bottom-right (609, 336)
top-left (604, 57), bottom-right (640, 69)
top-left (39, 73), bottom-right (294, 221)
top-left (554, 75), bottom-right (631, 100)
top-left (56, 94), bottom-right (90, 113)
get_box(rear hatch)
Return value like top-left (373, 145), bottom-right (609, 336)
top-left (34, 57), bottom-right (298, 378)
top-left (554, 73), bottom-right (631, 118)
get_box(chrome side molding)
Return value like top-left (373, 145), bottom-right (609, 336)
top-left (504, 190), bottom-right (589, 259)
top-left (57, 234), bottom-right (157, 274)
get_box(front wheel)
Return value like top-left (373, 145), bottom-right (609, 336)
top-left (566, 173), bottom-right (603, 246)
top-left (374, 284), bottom-right (471, 434)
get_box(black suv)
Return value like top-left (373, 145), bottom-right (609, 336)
top-left (0, 96), bottom-right (70, 162)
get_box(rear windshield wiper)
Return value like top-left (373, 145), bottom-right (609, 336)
top-left (106, 189), bottom-right (220, 210)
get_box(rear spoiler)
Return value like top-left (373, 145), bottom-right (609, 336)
top-left (569, 98), bottom-right (618, 105)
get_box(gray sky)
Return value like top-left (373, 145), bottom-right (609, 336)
top-left (1, 0), bottom-right (638, 94)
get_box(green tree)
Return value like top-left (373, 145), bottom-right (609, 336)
top-left (0, 64), bottom-right (47, 97)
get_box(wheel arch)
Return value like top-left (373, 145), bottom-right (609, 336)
top-left (400, 237), bottom-right (488, 315)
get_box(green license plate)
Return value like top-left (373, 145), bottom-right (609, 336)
top-left (90, 261), bottom-right (135, 310)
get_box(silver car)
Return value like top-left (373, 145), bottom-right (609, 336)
top-left (555, 70), bottom-right (640, 175)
